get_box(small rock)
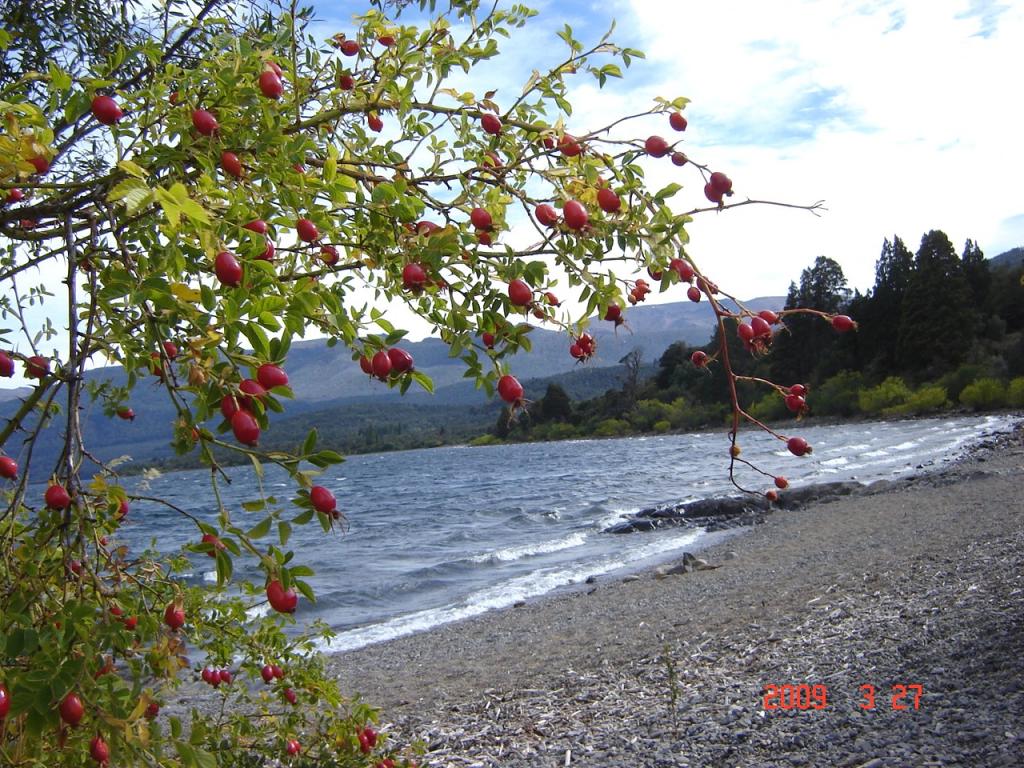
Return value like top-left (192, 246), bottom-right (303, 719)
top-left (622, 574), bottom-right (640, 583)
top-left (723, 551), bottom-right (738, 560)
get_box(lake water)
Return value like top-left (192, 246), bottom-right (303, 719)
top-left (115, 413), bottom-right (1017, 653)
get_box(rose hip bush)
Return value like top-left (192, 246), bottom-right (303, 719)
top-left (0, 0), bottom-right (843, 764)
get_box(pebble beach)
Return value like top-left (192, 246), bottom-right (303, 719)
top-left (326, 422), bottom-right (1024, 767)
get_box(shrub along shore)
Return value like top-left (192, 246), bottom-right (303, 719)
top-left (327, 422), bottom-right (1024, 767)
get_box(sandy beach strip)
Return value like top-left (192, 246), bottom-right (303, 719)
top-left (326, 422), bottom-right (1024, 767)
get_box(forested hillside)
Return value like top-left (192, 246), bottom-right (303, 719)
top-left (488, 235), bottom-right (1024, 443)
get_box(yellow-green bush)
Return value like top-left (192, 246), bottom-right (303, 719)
top-left (885, 384), bottom-right (949, 416)
top-left (858, 376), bottom-right (911, 414)
top-left (959, 378), bottom-right (1007, 410)
top-left (1009, 377), bottom-right (1024, 408)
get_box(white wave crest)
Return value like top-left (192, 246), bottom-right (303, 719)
top-left (469, 532), bottom-right (587, 564)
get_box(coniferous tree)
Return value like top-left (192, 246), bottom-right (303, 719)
top-left (897, 230), bottom-right (975, 378)
top-left (863, 235), bottom-right (915, 372)
top-left (539, 383), bottom-right (572, 422)
top-left (771, 256), bottom-right (849, 386)
top-left (961, 238), bottom-right (992, 337)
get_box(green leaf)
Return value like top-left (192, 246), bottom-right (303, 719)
top-left (240, 323), bottom-right (269, 358)
top-left (247, 516), bottom-right (271, 539)
top-left (302, 428), bottom-right (318, 455)
top-left (178, 196), bottom-right (210, 225)
top-left (278, 521), bottom-right (292, 546)
top-left (107, 179), bottom-right (150, 215)
top-left (153, 186), bottom-right (181, 230)
top-left (294, 579), bottom-right (316, 603)
top-left (214, 549), bottom-right (233, 586)
top-left (410, 370), bottom-right (434, 394)
top-left (117, 159), bottom-right (147, 179)
top-left (654, 183), bottom-right (682, 200)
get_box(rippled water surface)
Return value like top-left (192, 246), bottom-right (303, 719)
top-left (112, 414), bottom-right (1015, 651)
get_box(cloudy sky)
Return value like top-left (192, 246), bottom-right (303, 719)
top-left (3, 0), bottom-right (1021, 387)
top-left (314, 0), bottom-right (1023, 301)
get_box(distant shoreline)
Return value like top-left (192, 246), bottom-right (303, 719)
top-left (116, 407), bottom-right (1021, 477)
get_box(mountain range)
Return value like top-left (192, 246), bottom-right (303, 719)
top-left (0, 294), bottom-right (784, 469)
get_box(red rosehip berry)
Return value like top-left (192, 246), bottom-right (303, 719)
top-left (535, 204), bottom-right (559, 227)
top-left (831, 314), bottom-right (856, 332)
top-left (191, 109), bottom-right (218, 136)
top-left (562, 200), bottom-right (588, 231)
top-left (310, 485), bottom-right (337, 514)
top-left (669, 111), bottom-right (688, 131)
top-left (558, 134), bottom-right (582, 157)
top-left (231, 409), bottom-right (260, 446)
top-left (296, 218), bottom-right (319, 243)
top-left (163, 602), bottom-right (185, 630)
top-left (371, 350), bottom-right (392, 380)
top-left (214, 251), bottom-right (242, 287)
top-left (221, 151), bottom-right (243, 178)
top-left (257, 363), bottom-right (289, 390)
top-left (470, 207), bottom-right (493, 230)
top-left (480, 113), bottom-right (502, 135)
top-left (0, 456), bottom-right (17, 479)
top-left (784, 394), bottom-right (806, 413)
top-left (89, 735), bottom-right (109, 764)
top-left (597, 187), bottom-right (621, 213)
top-left (91, 95), bottom-right (123, 125)
top-left (387, 347), bottom-right (414, 373)
top-left (45, 484), bottom-right (71, 510)
top-left (266, 580), bottom-right (298, 614)
top-left (644, 135), bottom-right (669, 157)
top-left (709, 171), bottom-right (733, 196)
top-left (258, 70), bottom-right (284, 99)
top-left (497, 374), bottom-right (524, 404)
top-left (402, 262), bottom-right (427, 290)
top-left (25, 355), bottom-right (50, 379)
top-left (59, 693), bottom-right (84, 726)
top-left (508, 279), bottom-right (532, 307)
top-left (787, 436), bottom-right (811, 457)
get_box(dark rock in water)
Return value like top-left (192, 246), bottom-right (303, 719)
top-left (773, 481), bottom-right (862, 509)
top-left (606, 518), bottom-right (661, 534)
top-left (585, 575), bottom-right (597, 584)
top-left (679, 495), bottom-right (769, 519)
top-left (603, 479), bottom-right (871, 534)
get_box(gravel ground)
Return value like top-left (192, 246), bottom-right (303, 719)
top-left (326, 422), bottom-right (1024, 767)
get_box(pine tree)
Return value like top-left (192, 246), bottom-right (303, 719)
top-left (861, 235), bottom-right (915, 372)
top-left (539, 383), bottom-right (572, 422)
top-left (771, 257), bottom-right (849, 385)
top-left (896, 230), bottom-right (975, 378)
top-left (961, 238), bottom-right (991, 317)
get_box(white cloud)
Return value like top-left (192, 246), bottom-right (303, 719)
top-left (605, 0), bottom-right (1024, 296)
